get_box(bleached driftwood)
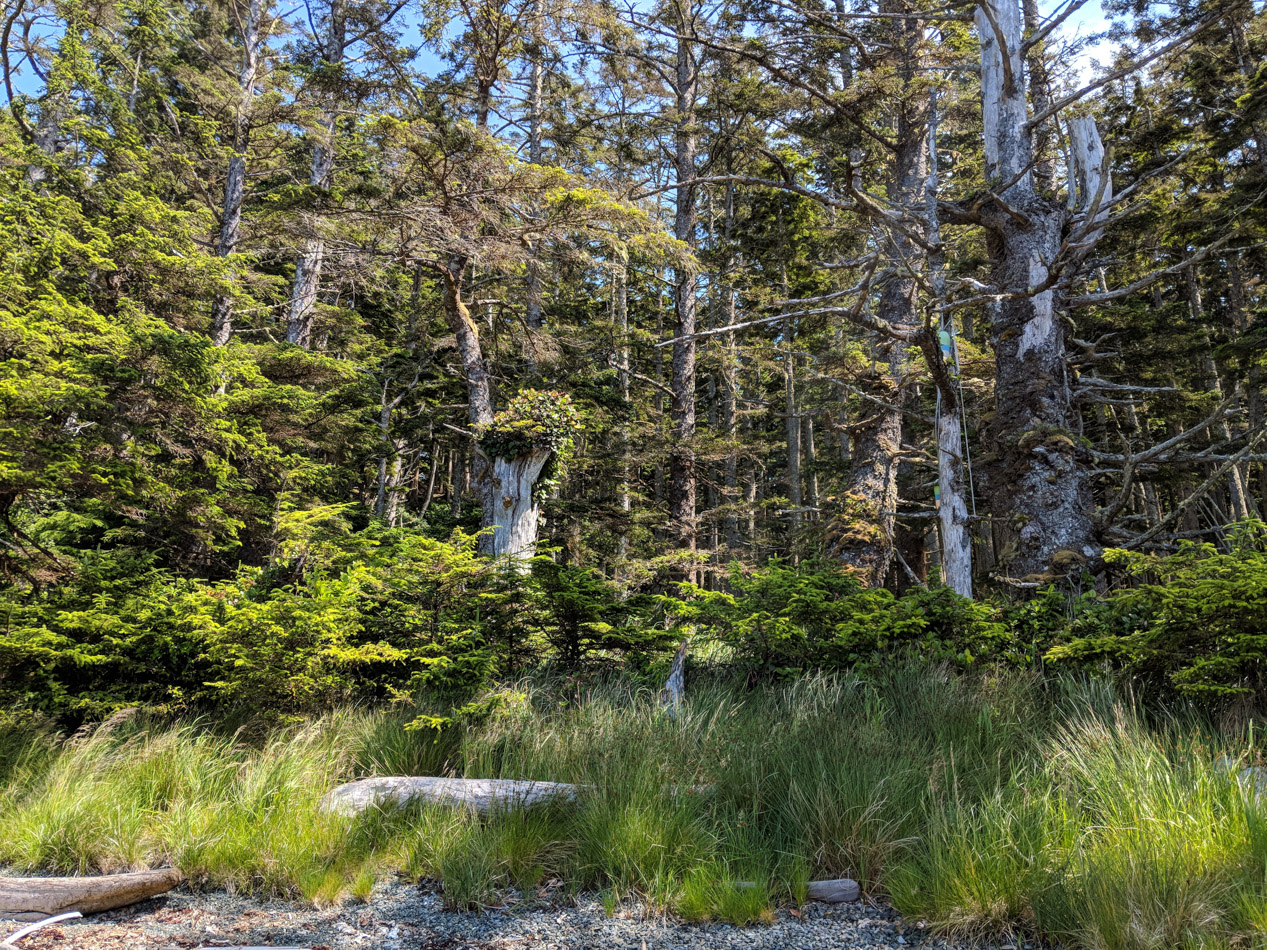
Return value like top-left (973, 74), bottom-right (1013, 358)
top-left (320, 776), bottom-right (581, 817)
top-left (806, 878), bottom-right (861, 903)
top-left (735, 877), bottom-right (860, 903)
top-left (0, 869), bottom-right (182, 921)
top-left (2, 911), bottom-right (82, 945)
top-left (322, 775), bottom-right (713, 817)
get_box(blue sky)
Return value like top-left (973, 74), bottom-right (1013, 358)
top-left (4, 1), bottom-right (1118, 108)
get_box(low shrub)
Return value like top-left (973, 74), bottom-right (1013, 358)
top-left (1047, 520), bottom-right (1267, 702)
top-left (672, 561), bottom-right (1014, 679)
top-left (0, 518), bottom-right (671, 723)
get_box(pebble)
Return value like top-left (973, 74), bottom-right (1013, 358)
top-left (3, 878), bottom-right (1017, 950)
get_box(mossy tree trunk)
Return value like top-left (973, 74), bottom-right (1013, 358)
top-left (975, 0), bottom-right (1102, 576)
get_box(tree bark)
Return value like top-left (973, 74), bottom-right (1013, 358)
top-left (835, 2), bottom-right (925, 586)
top-left (614, 250), bottom-right (632, 566)
top-left (721, 182), bottom-right (741, 549)
top-left (524, 0), bottom-right (545, 332)
top-left (975, 0), bottom-right (1100, 576)
top-left (804, 415), bottom-right (819, 515)
top-left (210, 0), bottom-right (264, 348)
top-left (835, 359), bottom-right (905, 584)
top-left (926, 84), bottom-right (973, 597)
top-left (442, 258), bottom-right (495, 429)
top-left (322, 777), bottom-right (580, 817)
top-left (784, 336), bottom-right (803, 531)
top-left (437, 257), bottom-right (555, 561)
top-left (286, 0), bottom-right (346, 348)
top-left (669, 8), bottom-right (699, 566)
top-left (482, 448), bottom-right (553, 560)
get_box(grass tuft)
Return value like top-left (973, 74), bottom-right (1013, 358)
top-left (3, 667), bottom-right (1266, 949)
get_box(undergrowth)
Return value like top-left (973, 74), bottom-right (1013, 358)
top-left (2, 668), bottom-right (1265, 949)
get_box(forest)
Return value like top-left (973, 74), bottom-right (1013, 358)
top-left (3, 0), bottom-right (1267, 945)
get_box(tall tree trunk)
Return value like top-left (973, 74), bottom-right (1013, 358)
top-left (524, 0), bottom-right (545, 332)
top-left (926, 84), bottom-right (973, 596)
top-left (1223, 256), bottom-right (1260, 519)
top-left (721, 183), bottom-right (741, 549)
top-left (803, 415), bottom-right (819, 516)
top-left (210, 0), bottom-right (264, 348)
top-left (669, 10), bottom-right (699, 566)
top-left (835, 4), bottom-right (925, 586)
top-left (784, 318), bottom-right (802, 531)
top-left (442, 258), bottom-right (494, 428)
top-left (835, 352), bottom-right (905, 584)
top-left (614, 249), bottom-right (632, 566)
top-left (287, 0), bottom-right (346, 348)
top-left (374, 386), bottom-right (394, 519)
top-left (439, 256), bottom-right (553, 562)
top-left (975, 0), bottom-right (1100, 575)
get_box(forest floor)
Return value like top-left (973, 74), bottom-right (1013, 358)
top-left (1, 879), bottom-right (1015, 950)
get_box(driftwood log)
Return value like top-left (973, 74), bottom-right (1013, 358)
top-left (0, 869), bottom-right (182, 921)
top-left (806, 878), bottom-right (861, 903)
top-left (321, 776), bottom-right (581, 817)
top-left (736, 877), bottom-right (860, 903)
top-left (322, 776), bottom-right (713, 817)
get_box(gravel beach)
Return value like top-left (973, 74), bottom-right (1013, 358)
top-left (1, 880), bottom-right (1021, 950)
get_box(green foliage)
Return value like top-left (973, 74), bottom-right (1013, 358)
top-left (1047, 521), bottom-right (1267, 701)
top-left (0, 517), bottom-right (668, 722)
top-left (477, 389), bottom-right (582, 461)
top-left (673, 562), bottom-right (1013, 679)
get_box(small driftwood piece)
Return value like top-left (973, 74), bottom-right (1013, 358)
top-left (320, 776), bottom-right (581, 817)
top-left (737, 877), bottom-right (860, 903)
top-left (806, 878), bottom-right (861, 903)
top-left (0, 869), bottom-right (182, 921)
top-left (2, 911), bottom-right (82, 946)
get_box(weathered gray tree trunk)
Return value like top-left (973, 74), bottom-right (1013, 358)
top-left (804, 415), bottom-right (819, 514)
top-left (482, 449), bottom-right (553, 560)
top-left (210, 0), bottom-right (264, 348)
top-left (322, 777), bottom-right (579, 817)
top-left (286, 0), bottom-right (346, 348)
top-left (659, 639), bottom-right (688, 713)
top-left (524, 0), bottom-right (546, 332)
top-left (936, 408), bottom-right (973, 595)
top-left (926, 87), bottom-right (973, 597)
top-left (975, 0), bottom-right (1100, 576)
top-left (669, 9), bottom-right (699, 566)
top-left (0, 869), bottom-right (182, 920)
top-left (437, 258), bottom-right (556, 561)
